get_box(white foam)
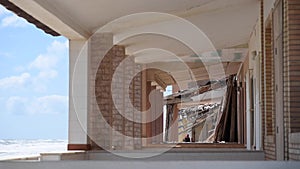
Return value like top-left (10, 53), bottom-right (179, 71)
top-left (0, 139), bottom-right (67, 160)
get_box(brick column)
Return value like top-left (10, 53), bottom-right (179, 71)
top-left (151, 89), bottom-right (163, 144)
top-left (89, 33), bottom-right (114, 150)
top-left (132, 66), bottom-right (142, 149)
top-left (89, 33), bottom-right (142, 150)
top-left (144, 83), bottom-right (164, 145)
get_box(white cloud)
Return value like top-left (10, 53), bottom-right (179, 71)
top-left (14, 65), bottom-right (26, 72)
top-left (29, 40), bottom-right (68, 70)
top-left (48, 40), bottom-right (69, 53)
top-left (31, 80), bottom-right (47, 93)
top-left (26, 40), bottom-right (68, 92)
top-left (38, 70), bottom-right (58, 79)
top-left (0, 40), bottom-right (68, 94)
top-left (28, 95), bottom-right (68, 115)
top-left (6, 96), bottom-right (28, 115)
top-left (0, 73), bottom-right (31, 89)
top-left (32, 70), bottom-right (58, 92)
top-left (1, 14), bottom-right (28, 27)
top-left (5, 95), bottom-right (68, 115)
top-left (0, 26), bottom-right (69, 116)
top-left (0, 70), bottom-right (57, 92)
top-left (29, 54), bottom-right (59, 70)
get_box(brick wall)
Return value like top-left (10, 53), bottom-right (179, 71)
top-left (284, 0), bottom-right (300, 160)
top-left (285, 0), bottom-right (300, 133)
top-left (262, 0), bottom-right (300, 160)
top-left (265, 26), bottom-right (275, 137)
top-left (264, 21), bottom-right (276, 160)
top-left (261, 0), bottom-right (300, 160)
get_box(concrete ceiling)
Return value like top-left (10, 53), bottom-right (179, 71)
top-left (34, 0), bottom-right (213, 35)
top-left (10, 0), bottom-right (259, 89)
top-left (12, 0), bottom-right (259, 48)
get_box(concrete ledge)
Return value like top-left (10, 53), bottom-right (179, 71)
top-left (4, 155), bottom-right (40, 161)
top-left (38, 148), bottom-right (264, 161)
top-left (40, 151), bottom-right (86, 161)
top-left (87, 149), bottom-right (264, 161)
top-left (171, 143), bottom-right (245, 148)
top-left (1, 161), bottom-right (299, 169)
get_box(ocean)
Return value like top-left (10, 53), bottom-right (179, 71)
top-left (0, 139), bottom-right (67, 160)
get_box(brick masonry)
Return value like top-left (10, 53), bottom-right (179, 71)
top-left (284, 0), bottom-right (300, 160)
top-left (88, 33), bottom-right (113, 150)
top-left (263, 15), bottom-right (276, 160)
top-left (88, 33), bottom-right (142, 150)
top-left (261, 0), bottom-right (300, 160)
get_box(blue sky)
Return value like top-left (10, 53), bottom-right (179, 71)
top-left (0, 5), bottom-right (68, 139)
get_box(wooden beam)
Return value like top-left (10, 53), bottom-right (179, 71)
top-left (154, 74), bottom-right (167, 90)
top-left (164, 80), bottom-right (227, 104)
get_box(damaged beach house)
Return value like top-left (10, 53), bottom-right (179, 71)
top-left (1, 0), bottom-right (300, 161)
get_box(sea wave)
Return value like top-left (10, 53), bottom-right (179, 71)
top-left (0, 139), bottom-right (19, 145)
top-left (0, 139), bottom-right (67, 160)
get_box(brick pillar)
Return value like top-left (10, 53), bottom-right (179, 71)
top-left (143, 82), bottom-right (164, 145)
top-left (133, 67), bottom-right (142, 149)
top-left (110, 46), bottom-right (126, 149)
top-left (145, 81), bottom-right (153, 144)
top-left (89, 33), bottom-right (114, 150)
top-left (89, 33), bottom-right (142, 150)
top-left (151, 89), bottom-right (163, 144)
top-left (150, 86), bottom-right (156, 143)
top-left (123, 55), bottom-right (142, 149)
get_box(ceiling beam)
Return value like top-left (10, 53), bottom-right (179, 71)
top-left (144, 61), bottom-right (241, 88)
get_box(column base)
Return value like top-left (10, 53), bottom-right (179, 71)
top-left (68, 144), bottom-right (91, 150)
